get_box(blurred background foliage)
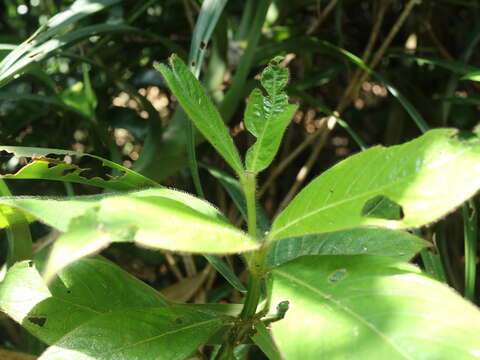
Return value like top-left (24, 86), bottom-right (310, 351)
top-left (1, 0), bottom-right (479, 357)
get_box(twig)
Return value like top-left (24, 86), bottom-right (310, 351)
top-left (182, 0), bottom-right (196, 32)
top-left (343, 0), bottom-right (391, 103)
top-left (165, 253), bottom-right (184, 281)
top-left (275, 0), bottom-right (420, 208)
top-left (306, 0), bottom-right (340, 35)
top-left (424, 20), bottom-right (454, 60)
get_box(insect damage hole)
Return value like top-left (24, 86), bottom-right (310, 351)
top-left (328, 269), bottom-right (347, 283)
top-left (361, 195), bottom-right (404, 220)
top-left (28, 317), bottom-right (47, 327)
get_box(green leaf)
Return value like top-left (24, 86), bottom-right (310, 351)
top-left (155, 55), bottom-right (244, 175)
top-left (0, 24), bottom-right (135, 88)
top-left (269, 129), bottom-right (480, 241)
top-left (203, 255), bottom-right (247, 293)
top-left (361, 195), bottom-right (404, 220)
top-left (1, 206), bottom-right (33, 266)
top-left (461, 70), bottom-right (480, 82)
top-left (60, 81), bottom-right (96, 119)
top-left (38, 307), bottom-right (231, 360)
top-left (0, 146), bottom-right (158, 191)
top-left (0, 193), bottom-right (101, 231)
top-left (0, 188), bottom-right (258, 280)
top-left (0, 0), bottom-right (123, 80)
top-left (0, 258), bottom-right (169, 344)
top-left (0, 92), bottom-right (87, 118)
top-left (245, 60), bottom-right (297, 173)
top-left (188, 0), bottom-right (228, 77)
top-left (265, 228), bottom-right (430, 268)
top-left (252, 322), bottom-right (283, 360)
top-left (270, 255), bottom-right (480, 359)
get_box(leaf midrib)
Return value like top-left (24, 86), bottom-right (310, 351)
top-left (274, 269), bottom-right (415, 360)
top-left (249, 92), bottom-right (282, 171)
top-left (172, 65), bottom-right (243, 173)
top-left (98, 317), bottom-right (224, 356)
top-left (269, 146), bottom-right (469, 240)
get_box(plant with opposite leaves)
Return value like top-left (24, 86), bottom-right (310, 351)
top-left (1, 55), bottom-right (480, 359)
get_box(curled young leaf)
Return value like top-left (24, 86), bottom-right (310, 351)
top-left (245, 59), bottom-right (297, 173)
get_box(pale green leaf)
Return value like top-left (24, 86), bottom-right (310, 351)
top-left (0, 193), bottom-right (102, 231)
top-left (270, 255), bottom-right (480, 359)
top-left (155, 55), bottom-right (244, 175)
top-left (245, 61), bottom-right (297, 173)
top-left (39, 307), bottom-right (231, 360)
top-left (0, 188), bottom-right (258, 280)
top-left (0, 258), bottom-right (169, 345)
top-left (269, 129), bottom-right (480, 241)
top-left (265, 228), bottom-right (430, 269)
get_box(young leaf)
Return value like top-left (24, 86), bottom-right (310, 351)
top-left (155, 55), bottom-right (244, 175)
top-left (0, 146), bottom-right (158, 191)
top-left (269, 129), bottom-right (480, 241)
top-left (265, 228), bottom-right (430, 269)
top-left (270, 255), bottom-right (480, 359)
top-left (0, 258), bottom-right (169, 345)
top-left (244, 59), bottom-right (297, 173)
top-left (38, 307), bottom-right (232, 360)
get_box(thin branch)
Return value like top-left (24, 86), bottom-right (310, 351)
top-left (306, 0), bottom-right (340, 35)
top-left (275, 0), bottom-right (420, 209)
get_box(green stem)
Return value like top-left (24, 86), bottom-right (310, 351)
top-left (220, 0), bottom-right (272, 122)
top-left (463, 200), bottom-right (477, 302)
top-left (214, 172), bottom-right (263, 359)
top-left (240, 171), bottom-right (262, 318)
top-left (0, 179), bottom-right (33, 267)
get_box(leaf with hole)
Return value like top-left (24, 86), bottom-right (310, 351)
top-left (269, 129), bottom-right (480, 241)
top-left (244, 59), bottom-right (297, 173)
top-left (0, 258), bottom-right (169, 345)
top-left (0, 146), bottom-right (158, 191)
top-left (270, 255), bottom-right (480, 359)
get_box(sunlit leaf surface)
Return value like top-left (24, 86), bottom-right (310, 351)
top-left (39, 307), bottom-right (231, 360)
top-left (0, 258), bottom-right (169, 344)
top-left (270, 129), bottom-right (480, 241)
top-left (270, 255), bottom-right (480, 359)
